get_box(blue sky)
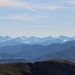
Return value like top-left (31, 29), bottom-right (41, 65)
top-left (0, 0), bottom-right (75, 37)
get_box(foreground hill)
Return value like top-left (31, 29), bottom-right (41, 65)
top-left (35, 46), bottom-right (75, 62)
top-left (0, 60), bottom-right (75, 75)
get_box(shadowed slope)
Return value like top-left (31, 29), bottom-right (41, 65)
top-left (0, 60), bottom-right (75, 75)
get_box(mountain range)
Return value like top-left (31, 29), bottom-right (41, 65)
top-left (0, 41), bottom-right (75, 61)
top-left (0, 35), bottom-right (75, 62)
top-left (0, 35), bottom-right (75, 47)
top-left (35, 46), bottom-right (75, 62)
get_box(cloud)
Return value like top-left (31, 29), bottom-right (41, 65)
top-left (0, 0), bottom-right (61, 11)
top-left (63, 0), bottom-right (75, 9)
top-left (0, 0), bottom-right (35, 11)
top-left (1, 0), bottom-right (75, 11)
top-left (63, 0), bottom-right (75, 5)
top-left (64, 0), bottom-right (75, 3)
top-left (0, 14), bottom-right (48, 20)
top-left (30, 3), bottom-right (61, 10)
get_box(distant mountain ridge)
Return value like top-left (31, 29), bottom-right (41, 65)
top-left (0, 35), bottom-right (75, 47)
top-left (0, 59), bottom-right (29, 64)
top-left (0, 41), bottom-right (75, 61)
top-left (35, 46), bottom-right (75, 62)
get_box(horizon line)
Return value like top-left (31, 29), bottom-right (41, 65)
top-left (0, 35), bottom-right (75, 38)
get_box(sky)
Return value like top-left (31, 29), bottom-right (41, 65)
top-left (0, 0), bottom-right (75, 37)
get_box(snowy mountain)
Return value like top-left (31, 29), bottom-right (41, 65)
top-left (0, 36), bottom-right (12, 42)
top-left (14, 36), bottom-right (75, 45)
top-left (0, 35), bottom-right (75, 47)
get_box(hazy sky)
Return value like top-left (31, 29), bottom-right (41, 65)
top-left (0, 0), bottom-right (75, 37)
